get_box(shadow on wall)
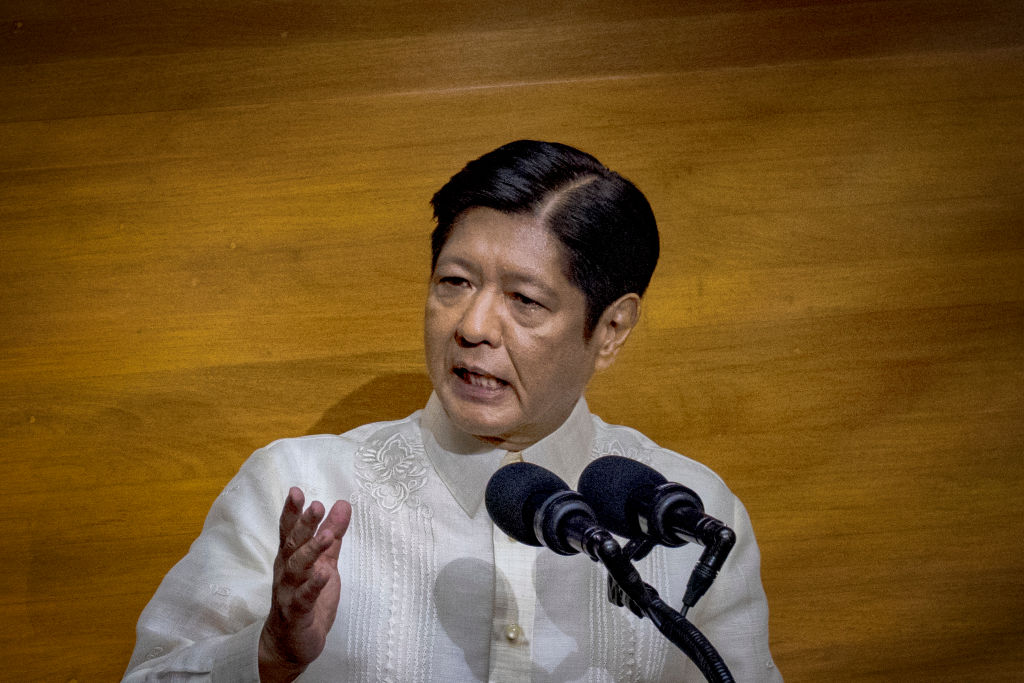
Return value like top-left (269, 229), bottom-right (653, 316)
top-left (307, 373), bottom-right (434, 436)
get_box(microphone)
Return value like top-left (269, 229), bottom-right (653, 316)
top-left (578, 455), bottom-right (736, 610)
top-left (485, 461), bottom-right (614, 558)
top-left (487, 461), bottom-right (737, 681)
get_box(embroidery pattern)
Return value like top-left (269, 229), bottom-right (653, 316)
top-left (593, 437), bottom-right (654, 466)
top-left (348, 426), bottom-right (436, 682)
top-left (355, 432), bottom-right (428, 513)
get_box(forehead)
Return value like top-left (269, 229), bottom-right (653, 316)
top-left (438, 207), bottom-right (571, 280)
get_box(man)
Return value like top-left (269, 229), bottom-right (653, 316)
top-left (124, 140), bottom-right (780, 681)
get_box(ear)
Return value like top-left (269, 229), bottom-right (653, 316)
top-left (592, 293), bottom-right (641, 372)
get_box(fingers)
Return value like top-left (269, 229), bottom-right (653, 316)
top-left (319, 500), bottom-right (352, 561)
top-left (283, 521), bottom-right (332, 581)
top-left (277, 491), bottom-right (351, 580)
top-left (282, 500), bottom-right (352, 588)
top-left (278, 487), bottom-right (305, 548)
top-left (264, 491), bottom-right (349, 672)
top-left (292, 565), bottom-right (332, 612)
top-left (320, 500), bottom-right (352, 541)
top-left (280, 496), bottom-right (325, 559)
top-left (275, 498), bottom-right (349, 619)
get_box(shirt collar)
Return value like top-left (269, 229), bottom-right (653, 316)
top-left (421, 392), bottom-right (596, 517)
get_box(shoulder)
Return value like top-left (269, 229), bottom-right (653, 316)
top-left (263, 410), bottom-right (423, 451)
top-left (210, 410), bottom-right (428, 511)
top-left (589, 413), bottom-right (740, 519)
top-left (242, 410), bottom-right (426, 475)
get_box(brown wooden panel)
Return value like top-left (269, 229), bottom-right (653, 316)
top-left (4, 1), bottom-right (1023, 123)
top-left (0, 1), bottom-right (1022, 680)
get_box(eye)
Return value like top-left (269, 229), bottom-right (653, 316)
top-left (510, 291), bottom-right (544, 309)
top-left (432, 274), bottom-right (472, 303)
top-left (437, 275), bottom-right (469, 288)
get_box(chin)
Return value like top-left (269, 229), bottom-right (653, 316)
top-left (450, 407), bottom-right (515, 441)
top-left (439, 393), bottom-right (518, 441)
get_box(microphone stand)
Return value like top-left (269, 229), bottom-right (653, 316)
top-left (575, 527), bottom-right (735, 683)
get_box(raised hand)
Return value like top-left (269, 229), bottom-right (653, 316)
top-left (258, 487), bottom-right (352, 682)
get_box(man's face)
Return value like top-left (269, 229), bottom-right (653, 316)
top-left (424, 207), bottom-right (602, 449)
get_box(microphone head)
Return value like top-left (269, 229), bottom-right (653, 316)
top-left (577, 455), bottom-right (667, 539)
top-left (485, 461), bottom-right (571, 546)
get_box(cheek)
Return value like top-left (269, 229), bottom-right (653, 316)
top-left (424, 301), bottom-right (463, 367)
top-left (423, 300), bottom-right (449, 341)
top-left (511, 329), bottom-right (585, 388)
top-left (423, 306), bottom-right (444, 364)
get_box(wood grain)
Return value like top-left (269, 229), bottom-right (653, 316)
top-left (1, 1), bottom-right (1022, 680)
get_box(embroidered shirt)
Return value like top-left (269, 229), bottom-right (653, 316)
top-left (124, 395), bottom-right (781, 681)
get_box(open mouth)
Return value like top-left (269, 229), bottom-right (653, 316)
top-left (454, 367), bottom-right (509, 390)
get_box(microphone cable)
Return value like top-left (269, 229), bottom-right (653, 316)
top-left (594, 534), bottom-right (735, 683)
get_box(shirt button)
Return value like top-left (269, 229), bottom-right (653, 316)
top-left (504, 623), bottom-right (523, 643)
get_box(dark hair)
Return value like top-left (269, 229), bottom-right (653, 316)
top-left (430, 140), bottom-right (659, 337)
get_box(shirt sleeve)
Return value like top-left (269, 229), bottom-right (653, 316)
top-left (687, 491), bottom-right (783, 682)
top-left (122, 446), bottom-right (287, 682)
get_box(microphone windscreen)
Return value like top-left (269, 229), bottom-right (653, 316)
top-left (577, 455), bottom-right (667, 539)
top-left (485, 461), bottom-right (570, 546)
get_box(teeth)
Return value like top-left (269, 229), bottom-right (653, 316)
top-left (469, 373), bottom-right (501, 389)
top-left (458, 368), bottom-right (505, 388)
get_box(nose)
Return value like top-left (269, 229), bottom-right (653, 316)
top-left (456, 289), bottom-right (502, 347)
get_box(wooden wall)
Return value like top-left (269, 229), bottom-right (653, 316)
top-left (1, 1), bottom-right (1022, 680)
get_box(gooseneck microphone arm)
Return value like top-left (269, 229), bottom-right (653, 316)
top-left (585, 525), bottom-right (735, 683)
top-left (578, 456), bottom-right (738, 614)
top-left (644, 594), bottom-right (737, 683)
top-left (486, 461), bottom-right (735, 683)
top-left (678, 509), bottom-right (736, 613)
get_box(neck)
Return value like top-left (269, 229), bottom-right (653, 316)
top-left (474, 433), bottom-right (538, 452)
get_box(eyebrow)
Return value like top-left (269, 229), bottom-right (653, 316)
top-left (505, 272), bottom-right (560, 302)
top-left (436, 255), bottom-right (561, 301)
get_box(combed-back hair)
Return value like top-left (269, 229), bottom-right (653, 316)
top-left (430, 140), bottom-right (659, 338)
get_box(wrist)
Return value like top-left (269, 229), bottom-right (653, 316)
top-left (257, 623), bottom-right (307, 683)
